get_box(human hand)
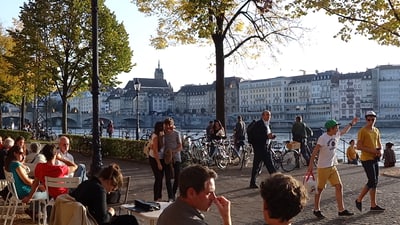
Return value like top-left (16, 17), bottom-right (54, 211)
top-left (213, 195), bottom-right (231, 225)
top-left (108, 207), bottom-right (115, 216)
top-left (22, 196), bottom-right (31, 203)
top-left (157, 163), bottom-right (163, 170)
top-left (38, 184), bottom-right (46, 192)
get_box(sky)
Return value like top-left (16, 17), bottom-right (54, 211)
top-left (1, 0), bottom-right (399, 91)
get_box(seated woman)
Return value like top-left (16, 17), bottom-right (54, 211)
top-left (5, 145), bottom-right (47, 217)
top-left (70, 163), bottom-right (138, 225)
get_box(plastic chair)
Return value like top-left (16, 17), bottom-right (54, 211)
top-left (43, 176), bottom-right (81, 225)
top-left (1, 171), bottom-right (31, 225)
top-left (107, 176), bottom-right (131, 215)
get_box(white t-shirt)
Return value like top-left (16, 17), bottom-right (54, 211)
top-left (316, 132), bottom-right (339, 168)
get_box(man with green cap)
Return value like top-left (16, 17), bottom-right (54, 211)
top-left (307, 117), bottom-right (358, 218)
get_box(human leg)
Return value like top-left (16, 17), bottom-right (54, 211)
top-left (300, 139), bottom-right (310, 165)
top-left (172, 161), bottom-right (181, 198)
top-left (163, 161), bottom-right (174, 200)
top-left (250, 153), bottom-right (262, 187)
top-left (149, 157), bottom-right (163, 201)
top-left (262, 150), bottom-right (276, 174)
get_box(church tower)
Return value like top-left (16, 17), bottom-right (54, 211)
top-left (154, 60), bottom-right (164, 80)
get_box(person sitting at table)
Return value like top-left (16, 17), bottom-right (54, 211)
top-left (55, 136), bottom-right (87, 181)
top-left (70, 163), bottom-right (138, 225)
top-left (260, 173), bottom-right (307, 225)
top-left (157, 164), bottom-right (232, 225)
top-left (23, 143), bottom-right (78, 203)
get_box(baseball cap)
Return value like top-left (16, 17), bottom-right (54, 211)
top-left (325, 119), bottom-right (340, 129)
top-left (365, 111), bottom-right (377, 117)
top-left (386, 142), bottom-right (394, 147)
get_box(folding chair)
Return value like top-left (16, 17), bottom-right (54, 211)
top-left (107, 176), bottom-right (131, 215)
top-left (43, 176), bottom-right (81, 225)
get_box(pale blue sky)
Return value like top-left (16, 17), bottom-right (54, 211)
top-left (1, 0), bottom-right (399, 90)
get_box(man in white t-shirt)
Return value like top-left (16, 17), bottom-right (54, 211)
top-left (56, 136), bottom-right (87, 181)
top-left (307, 117), bottom-right (358, 218)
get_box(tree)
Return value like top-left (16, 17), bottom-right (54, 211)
top-left (287, 0), bottom-right (400, 46)
top-left (9, 0), bottom-right (133, 133)
top-left (134, 0), bottom-right (302, 126)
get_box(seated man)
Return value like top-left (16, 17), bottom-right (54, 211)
top-left (56, 136), bottom-right (87, 181)
top-left (25, 142), bottom-right (46, 177)
top-left (260, 173), bottom-right (307, 225)
top-left (157, 164), bottom-right (231, 225)
top-left (23, 144), bottom-right (78, 201)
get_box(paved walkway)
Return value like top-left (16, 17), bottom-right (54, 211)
top-left (12, 154), bottom-right (400, 225)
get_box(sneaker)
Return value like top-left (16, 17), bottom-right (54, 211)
top-left (370, 205), bottom-right (385, 211)
top-left (355, 199), bottom-right (362, 212)
top-left (313, 210), bottom-right (325, 218)
top-left (338, 209), bottom-right (354, 216)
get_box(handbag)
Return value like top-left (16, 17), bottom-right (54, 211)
top-left (303, 171), bottom-right (317, 194)
top-left (133, 199), bottom-right (161, 212)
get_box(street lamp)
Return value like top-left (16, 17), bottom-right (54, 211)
top-left (134, 78), bottom-right (141, 140)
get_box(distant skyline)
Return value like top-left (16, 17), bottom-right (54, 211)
top-left (1, 0), bottom-right (399, 91)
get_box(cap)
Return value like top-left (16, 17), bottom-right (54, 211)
top-left (365, 111), bottom-right (377, 117)
top-left (325, 119), bottom-right (340, 129)
top-left (386, 142), bottom-right (394, 147)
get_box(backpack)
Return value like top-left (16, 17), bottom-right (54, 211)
top-left (247, 120), bottom-right (256, 144)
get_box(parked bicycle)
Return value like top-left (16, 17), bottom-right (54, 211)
top-left (239, 142), bottom-right (253, 170)
top-left (281, 141), bottom-right (317, 172)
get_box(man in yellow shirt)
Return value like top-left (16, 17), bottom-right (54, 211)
top-left (355, 111), bottom-right (385, 212)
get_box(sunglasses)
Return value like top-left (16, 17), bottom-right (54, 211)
top-left (367, 118), bottom-right (375, 122)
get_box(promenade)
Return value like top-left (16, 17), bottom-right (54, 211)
top-left (13, 154), bottom-right (400, 225)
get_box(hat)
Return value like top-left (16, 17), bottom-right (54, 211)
top-left (386, 142), bottom-right (394, 147)
top-left (365, 111), bottom-right (377, 117)
top-left (325, 119), bottom-right (340, 129)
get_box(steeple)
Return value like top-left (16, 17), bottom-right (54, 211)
top-left (154, 60), bottom-right (164, 80)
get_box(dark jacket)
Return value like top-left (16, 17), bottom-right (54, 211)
top-left (251, 119), bottom-right (271, 152)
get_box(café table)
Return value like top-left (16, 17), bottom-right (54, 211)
top-left (121, 201), bottom-right (171, 225)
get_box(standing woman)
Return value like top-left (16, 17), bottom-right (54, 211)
top-left (71, 163), bottom-right (138, 225)
top-left (148, 121), bottom-right (168, 201)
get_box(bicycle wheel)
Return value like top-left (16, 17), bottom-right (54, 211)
top-left (272, 151), bottom-right (283, 170)
top-left (240, 148), bottom-right (251, 170)
top-left (281, 150), bottom-right (297, 172)
top-left (215, 147), bottom-right (229, 169)
top-left (79, 143), bottom-right (92, 157)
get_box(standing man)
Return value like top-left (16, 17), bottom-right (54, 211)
top-left (307, 118), bottom-right (358, 218)
top-left (233, 115), bottom-right (246, 157)
top-left (163, 117), bottom-right (182, 201)
top-left (157, 165), bottom-right (231, 225)
top-left (355, 111), bottom-right (385, 212)
top-left (107, 121), bottom-right (114, 138)
top-left (249, 110), bottom-right (277, 189)
top-left (292, 115), bottom-right (313, 165)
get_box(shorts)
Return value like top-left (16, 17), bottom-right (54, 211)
top-left (317, 166), bottom-right (341, 189)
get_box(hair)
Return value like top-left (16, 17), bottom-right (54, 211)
top-left (260, 173), bottom-right (307, 222)
top-left (30, 142), bottom-right (41, 153)
top-left (153, 121), bottom-right (164, 135)
top-left (237, 115), bottom-right (243, 121)
top-left (349, 139), bottom-right (355, 145)
top-left (98, 163), bottom-right (123, 189)
top-left (295, 115), bottom-right (302, 122)
top-left (179, 165), bottom-right (217, 198)
top-left (164, 117), bottom-right (175, 126)
top-left (3, 137), bottom-right (14, 149)
top-left (41, 144), bottom-right (57, 161)
top-left (4, 145), bottom-right (23, 172)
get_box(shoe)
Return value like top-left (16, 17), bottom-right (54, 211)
top-left (370, 205), bottom-right (385, 211)
top-left (249, 184), bottom-right (259, 189)
top-left (313, 210), bottom-right (325, 218)
top-left (355, 199), bottom-right (362, 212)
top-left (338, 209), bottom-right (354, 216)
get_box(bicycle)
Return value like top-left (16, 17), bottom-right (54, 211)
top-left (255, 141), bottom-right (284, 175)
top-left (281, 141), bottom-right (316, 172)
top-left (238, 142), bottom-right (253, 170)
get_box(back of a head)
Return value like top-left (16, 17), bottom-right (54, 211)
top-left (179, 165), bottom-right (217, 198)
top-left (260, 173), bottom-right (307, 222)
top-left (98, 163), bottom-right (123, 189)
top-left (42, 144), bottom-right (57, 161)
top-left (30, 142), bottom-right (41, 153)
top-left (3, 137), bottom-right (14, 149)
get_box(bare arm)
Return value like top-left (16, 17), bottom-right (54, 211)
top-left (307, 144), bottom-right (321, 172)
top-left (56, 153), bottom-right (78, 174)
top-left (339, 117), bottom-right (359, 136)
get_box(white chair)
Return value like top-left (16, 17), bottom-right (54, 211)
top-left (43, 176), bottom-right (81, 225)
top-left (1, 171), bottom-right (29, 225)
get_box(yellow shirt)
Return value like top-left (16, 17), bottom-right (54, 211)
top-left (357, 127), bottom-right (380, 161)
top-left (346, 145), bottom-right (357, 161)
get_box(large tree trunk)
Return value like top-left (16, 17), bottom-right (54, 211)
top-left (213, 16), bottom-right (226, 128)
top-left (62, 97), bottom-right (68, 134)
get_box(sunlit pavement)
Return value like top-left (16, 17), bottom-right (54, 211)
top-left (15, 153), bottom-right (400, 225)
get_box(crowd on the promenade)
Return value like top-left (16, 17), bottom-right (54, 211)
top-left (1, 108), bottom-right (397, 225)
